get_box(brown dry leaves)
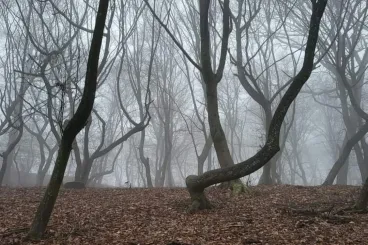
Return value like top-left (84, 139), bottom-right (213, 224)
top-left (0, 185), bottom-right (367, 244)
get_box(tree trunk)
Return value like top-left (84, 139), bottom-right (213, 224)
top-left (355, 177), bottom-right (368, 210)
top-left (197, 137), bottom-right (212, 175)
top-left (27, 0), bottom-right (109, 238)
top-left (186, 0), bottom-right (327, 211)
top-left (206, 80), bottom-right (246, 193)
top-left (258, 106), bottom-right (276, 185)
top-left (0, 155), bottom-right (10, 186)
top-left (323, 123), bottom-right (368, 185)
top-left (81, 159), bottom-right (94, 185)
top-left (139, 130), bottom-right (153, 187)
top-left (0, 127), bottom-right (23, 186)
top-left (296, 154), bottom-right (308, 185)
top-left (4, 132), bottom-right (16, 185)
top-left (27, 140), bottom-right (73, 237)
top-left (36, 172), bottom-right (46, 187)
top-left (0, 86), bottom-right (28, 186)
top-left (336, 155), bottom-right (348, 185)
top-left (359, 139), bottom-right (368, 181)
top-left (206, 81), bottom-right (234, 168)
top-left (36, 147), bottom-right (57, 187)
top-left (207, 148), bottom-right (213, 172)
top-left (166, 161), bottom-right (175, 187)
top-left (73, 140), bottom-right (83, 181)
top-left (198, 158), bottom-right (205, 176)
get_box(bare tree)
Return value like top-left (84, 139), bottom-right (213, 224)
top-left (146, 0), bottom-right (327, 207)
top-left (123, 3), bottom-right (162, 187)
top-left (184, 0), bottom-right (327, 210)
top-left (27, 0), bottom-right (109, 238)
top-left (24, 113), bottom-right (58, 186)
top-left (317, 0), bottom-right (368, 185)
top-left (0, 2), bottom-right (32, 186)
top-left (228, 0), bottom-right (307, 184)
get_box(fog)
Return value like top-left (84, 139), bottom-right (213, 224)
top-left (0, 0), bottom-right (366, 189)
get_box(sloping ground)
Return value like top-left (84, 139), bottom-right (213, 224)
top-left (0, 185), bottom-right (367, 244)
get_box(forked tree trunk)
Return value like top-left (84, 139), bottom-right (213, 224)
top-left (199, 0), bottom-right (246, 194)
top-left (0, 113), bottom-right (25, 186)
top-left (323, 123), bottom-right (368, 185)
top-left (27, 0), bottom-right (109, 239)
top-left (186, 0), bottom-right (327, 211)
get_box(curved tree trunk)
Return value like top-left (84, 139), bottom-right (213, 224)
top-left (0, 86), bottom-right (28, 186)
top-left (323, 123), bottom-right (368, 185)
top-left (0, 129), bottom-right (23, 186)
top-left (197, 137), bottom-right (212, 175)
top-left (27, 0), bottom-right (109, 238)
top-left (199, 0), bottom-right (246, 194)
top-left (186, 0), bottom-right (327, 211)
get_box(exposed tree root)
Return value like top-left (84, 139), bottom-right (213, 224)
top-left (186, 176), bottom-right (251, 212)
top-left (187, 190), bottom-right (212, 213)
top-left (186, 175), bottom-right (212, 212)
top-left (0, 227), bottom-right (28, 238)
top-left (281, 204), bottom-right (356, 224)
top-left (218, 179), bottom-right (249, 196)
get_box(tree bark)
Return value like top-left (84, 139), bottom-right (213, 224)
top-left (198, 137), bottom-right (212, 175)
top-left (323, 122), bottom-right (368, 185)
top-left (27, 0), bottom-right (109, 239)
top-left (336, 158), bottom-right (349, 185)
top-left (355, 177), bottom-right (368, 210)
top-left (258, 106), bottom-right (277, 185)
top-left (186, 0), bottom-right (327, 211)
top-left (359, 139), bottom-right (368, 181)
top-left (0, 130), bottom-right (23, 186)
top-left (199, 0), bottom-right (246, 193)
top-left (0, 90), bottom-right (27, 186)
top-left (206, 81), bottom-right (235, 169)
top-left (336, 134), bottom-right (349, 185)
top-left (36, 172), bottom-right (46, 187)
top-left (139, 130), bottom-right (153, 187)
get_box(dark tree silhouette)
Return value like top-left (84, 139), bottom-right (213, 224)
top-left (185, 0), bottom-right (328, 211)
top-left (27, 0), bottom-right (110, 239)
top-left (356, 177), bottom-right (368, 210)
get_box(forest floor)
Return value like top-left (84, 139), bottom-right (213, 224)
top-left (0, 185), bottom-right (367, 245)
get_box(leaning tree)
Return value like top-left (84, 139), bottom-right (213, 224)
top-left (27, 0), bottom-right (110, 239)
top-left (146, 0), bottom-right (328, 210)
top-left (185, 0), bottom-right (328, 211)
